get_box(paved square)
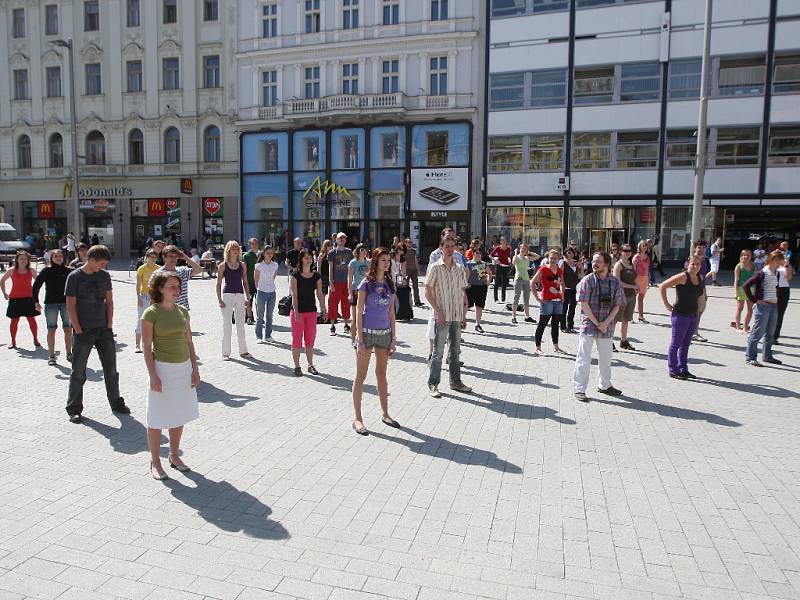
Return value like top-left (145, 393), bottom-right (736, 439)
top-left (1, 265), bottom-right (799, 600)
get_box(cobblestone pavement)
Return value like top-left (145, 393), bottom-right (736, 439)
top-left (1, 264), bottom-right (799, 600)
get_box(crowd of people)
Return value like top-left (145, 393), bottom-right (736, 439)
top-left (0, 226), bottom-right (794, 476)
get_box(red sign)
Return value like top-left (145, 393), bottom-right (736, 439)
top-left (181, 178), bottom-right (193, 195)
top-left (148, 198), bottom-right (166, 217)
top-left (94, 199), bottom-right (109, 213)
top-left (639, 207), bottom-right (656, 224)
top-left (37, 201), bottom-right (55, 219)
top-left (204, 197), bottom-right (221, 216)
top-left (166, 198), bottom-right (178, 210)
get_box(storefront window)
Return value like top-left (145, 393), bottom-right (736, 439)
top-left (131, 198), bottom-right (182, 250)
top-left (411, 123), bottom-right (470, 167)
top-left (370, 169), bottom-right (404, 247)
top-left (293, 130), bottom-right (326, 171)
top-left (370, 126), bottom-right (405, 168)
top-left (243, 221), bottom-right (288, 250)
top-left (660, 207), bottom-right (717, 263)
top-left (486, 207), bottom-right (563, 255)
top-left (242, 132), bottom-right (289, 173)
top-left (331, 128), bottom-right (365, 170)
top-left (567, 207), bottom-right (657, 255)
top-left (22, 201), bottom-right (68, 251)
top-left (203, 198), bottom-right (225, 250)
top-left (243, 175), bottom-right (289, 221)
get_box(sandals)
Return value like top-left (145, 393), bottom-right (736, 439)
top-left (352, 422), bottom-right (368, 436)
top-left (382, 417), bottom-right (401, 429)
top-left (48, 355), bottom-right (56, 366)
top-left (293, 366), bottom-right (303, 377)
top-left (168, 454), bottom-right (191, 473)
top-left (308, 365), bottom-right (319, 375)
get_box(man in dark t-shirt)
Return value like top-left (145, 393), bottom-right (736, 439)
top-left (285, 237), bottom-right (303, 273)
top-left (64, 245), bottom-right (129, 423)
top-left (242, 237), bottom-right (260, 324)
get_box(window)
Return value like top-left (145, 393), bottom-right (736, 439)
top-left (489, 73), bottom-right (524, 110)
top-left (12, 8), bottom-right (25, 38)
top-left (529, 134), bottom-right (564, 171)
top-left (430, 57), bottom-right (448, 96)
top-left (45, 5), bottom-right (59, 35)
top-left (85, 63), bottom-right (102, 95)
top-left (620, 63), bottom-right (660, 102)
top-left (669, 59), bottom-right (701, 99)
top-left (718, 57), bottom-right (765, 96)
top-left (304, 66), bottom-right (320, 98)
top-left (343, 0), bottom-right (359, 29)
top-left (305, 0), bottom-right (320, 33)
top-left (49, 133), bottom-right (63, 168)
top-left (203, 55), bottom-right (220, 88)
top-left (768, 126), bottom-right (800, 165)
top-left (491, 0), bottom-right (568, 17)
top-left (665, 129), bottom-right (707, 168)
top-left (715, 127), bottom-right (760, 166)
top-left (17, 136), bottom-right (31, 169)
top-left (574, 67), bottom-right (614, 104)
top-left (262, 3), bottom-right (278, 37)
top-left (84, 1), bottom-right (99, 31)
top-left (46, 67), bottom-right (61, 98)
top-left (431, 0), bottom-right (448, 20)
top-left (163, 58), bottom-right (180, 90)
top-left (488, 136), bottom-right (523, 172)
top-left (13, 70), bottom-right (29, 100)
top-left (163, 0), bottom-right (177, 24)
top-left (572, 132), bottom-right (611, 169)
top-left (383, 0), bottom-right (399, 25)
top-left (342, 63), bottom-right (359, 94)
top-left (127, 0), bottom-right (141, 27)
top-left (164, 127), bottom-right (180, 163)
top-left (204, 0), bottom-right (218, 21)
top-left (128, 129), bottom-right (144, 165)
top-left (616, 131), bottom-right (659, 168)
top-left (127, 61), bottom-right (143, 93)
top-left (86, 131), bottom-right (106, 165)
top-left (262, 70), bottom-right (278, 106)
top-left (426, 131), bottom-right (449, 166)
top-left (204, 126), bottom-right (221, 162)
top-left (773, 55), bottom-right (800, 94)
top-left (532, 69), bottom-right (567, 107)
top-left (382, 59), bottom-right (399, 93)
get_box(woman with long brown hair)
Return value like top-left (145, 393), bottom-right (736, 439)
top-left (632, 240), bottom-right (651, 323)
top-left (351, 247), bottom-right (400, 435)
top-left (1, 250), bottom-right (41, 349)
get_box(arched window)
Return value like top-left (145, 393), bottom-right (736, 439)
top-left (128, 128), bottom-right (144, 165)
top-left (86, 130), bottom-right (106, 165)
top-left (49, 133), bottom-right (63, 168)
top-left (17, 135), bottom-right (31, 169)
top-left (164, 127), bottom-right (180, 164)
top-left (204, 125), bottom-right (220, 162)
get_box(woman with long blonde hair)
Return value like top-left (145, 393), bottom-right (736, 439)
top-left (215, 241), bottom-right (251, 359)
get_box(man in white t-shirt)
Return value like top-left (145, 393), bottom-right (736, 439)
top-left (709, 237), bottom-right (723, 286)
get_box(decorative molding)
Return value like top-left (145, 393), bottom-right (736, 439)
top-left (9, 52), bottom-right (31, 64)
top-left (78, 43), bottom-right (104, 60)
top-left (158, 38), bottom-right (181, 53)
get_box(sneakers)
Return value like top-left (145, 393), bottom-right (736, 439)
top-left (683, 371), bottom-right (697, 380)
top-left (343, 324), bottom-right (351, 334)
top-left (669, 372), bottom-right (688, 380)
top-left (598, 386), bottom-right (623, 397)
top-left (66, 352), bottom-right (73, 362)
top-left (511, 317), bottom-right (518, 324)
top-left (69, 414), bottom-right (82, 424)
top-left (294, 366), bottom-right (303, 376)
top-left (450, 382), bottom-right (472, 393)
top-left (693, 334), bottom-right (708, 342)
top-left (111, 400), bottom-right (131, 415)
top-left (746, 359), bottom-right (762, 367)
top-left (764, 357), bottom-right (783, 365)
top-left (429, 385), bottom-right (442, 398)
top-left (574, 392), bottom-right (589, 403)
top-left (330, 325), bottom-right (336, 336)
top-left (620, 340), bottom-right (636, 351)
top-left (524, 316), bottom-right (536, 323)
top-left (612, 343), bottom-right (618, 353)
top-left (264, 336), bottom-right (273, 343)
top-left (475, 324), bottom-right (484, 333)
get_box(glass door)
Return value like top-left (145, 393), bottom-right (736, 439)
top-left (611, 229), bottom-right (627, 247)
top-left (589, 229), bottom-right (609, 254)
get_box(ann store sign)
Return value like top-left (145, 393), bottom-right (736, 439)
top-left (303, 176), bottom-right (351, 207)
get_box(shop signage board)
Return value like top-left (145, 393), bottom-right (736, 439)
top-left (303, 176), bottom-right (351, 201)
top-left (204, 198), bottom-right (222, 216)
top-left (410, 168), bottom-right (469, 212)
top-left (181, 178), bottom-right (193, 195)
top-left (37, 201), bottom-right (55, 219)
top-left (79, 199), bottom-right (116, 211)
top-left (79, 186), bottom-right (132, 198)
top-left (166, 199), bottom-right (178, 210)
top-left (148, 199), bottom-right (167, 217)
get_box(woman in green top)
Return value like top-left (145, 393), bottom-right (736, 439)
top-left (141, 271), bottom-right (200, 481)
top-left (732, 248), bottom-right (755, 333)
top-left (511, 243), bottom-right (540, 324)
top-left (347, 243), bottom-right (369, 343)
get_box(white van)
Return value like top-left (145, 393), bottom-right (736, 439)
top-left (0, 223), bottom-right (31, 270)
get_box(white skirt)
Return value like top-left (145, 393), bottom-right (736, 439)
top-left (145, 360), bottom-right (199, 429)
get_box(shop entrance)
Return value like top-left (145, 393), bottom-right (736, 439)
top-left (589, 229), bottom-right (627, 254)
top-left (722, 207), bottom-right (800, 268)
top-left (419, 220), bottom-right (467, 262)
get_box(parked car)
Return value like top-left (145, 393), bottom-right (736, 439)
top-left (0, 223), bottom-right (31, 270)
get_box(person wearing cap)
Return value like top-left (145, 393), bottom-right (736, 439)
top-left (328, 233), bottom-right (354, 336)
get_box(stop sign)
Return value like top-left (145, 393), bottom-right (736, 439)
top-left (204, 198), bottom-right (221, 216)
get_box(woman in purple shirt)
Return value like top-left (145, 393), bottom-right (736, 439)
top-left (351, 248), bottom-right (400, 435)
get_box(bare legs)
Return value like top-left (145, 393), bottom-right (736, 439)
top-left (352, 347), bottom-right (392, 431)
top-left (292, 346), bottom-right (315, 369)
top-left (620, 319), bottom-right (630, 343)
top-left (147, 425), bottom-right (187, 478)
top-left (733, 299), bottom-right (753, 332)
top-left (47, 327), bottom-right (73, 359)
top-left (636, 291), bottom-right (647, 321)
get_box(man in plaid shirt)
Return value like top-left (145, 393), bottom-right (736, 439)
top-left (573, 251), bottom-right (627, 402)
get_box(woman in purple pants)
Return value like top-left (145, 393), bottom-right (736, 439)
top-left (660, 256), bottom-right (703, 380)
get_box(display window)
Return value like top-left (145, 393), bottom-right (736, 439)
top-left (242, 132), bottom-right (289, 173)
top-left (371, 126), bottom-right (406, 168)
top-left (293, 130), bottom-right (326, 171)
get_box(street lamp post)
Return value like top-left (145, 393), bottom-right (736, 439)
top-left (51, 39), bottom-right (81, 239)
top-left (691, 0), bottom-right (713, 244)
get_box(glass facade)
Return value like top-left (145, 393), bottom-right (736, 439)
top-left (22, 201), bottom-right (68, 250)
top-left (485, 207), bottom-right (563, 255)
top-left (240, 122), bottom-right (471, 251)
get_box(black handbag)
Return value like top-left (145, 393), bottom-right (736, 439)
top-left (277, 295), bottom-right (292, 316)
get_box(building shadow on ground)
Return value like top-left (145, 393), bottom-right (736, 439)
top-left (165, 471), bottom-right (290, 540)
top-left (369, 425), bottom-right (523, 473)
top-left (196, 381), bottom-right (259, 407)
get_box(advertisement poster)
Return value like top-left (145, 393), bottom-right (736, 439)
top-left (410, 168), bottom-right (469, 212)
top-left (670, 230), bottom-right (686, 249)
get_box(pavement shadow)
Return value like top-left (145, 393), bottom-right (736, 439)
top-left (229, 355), bottom-right (297, 378)
top-left (461, 363), bottom-right (559, 389)
top-left (196, 381), bottom-right (259, 407)
top-left (632, 348), bottom-right (724, 367)
top-left (452, 391), bottom-right (576, 424)
top-left (692, 377), bottom-right (799, 398)
top-left (82, 414), bottom-right (164, 454)
top-left (465, 342), bottom-right (527, 355)
top-left (165, 471), bottom-right (290, 540)
top-left (53, 363), bottom-right (104, 382)
top-left (369, 426), bottom-right (523, 473)
top-left (607, 359), bottom-right (647, 372)
top-left (388, 351), bottom-right (429, 365)
top-left (311, 370), bottom-right (378, 395)
top-left (592, 395), bottom-right (742, 427)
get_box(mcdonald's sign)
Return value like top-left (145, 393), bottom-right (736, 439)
top-left (181, 178), bottom-right (193, 195)
top-left (148, 198), bottom-right (167, 217)
top-left (38, 201), bottom-right (56, 219)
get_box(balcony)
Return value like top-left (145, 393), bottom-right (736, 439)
top-left (284, 92), bottom-right (406, 118)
